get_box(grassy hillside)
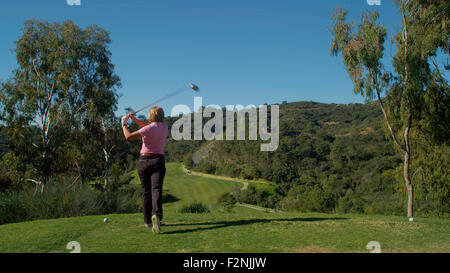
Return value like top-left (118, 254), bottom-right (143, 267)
top-left (0, 163), bottom-right (448, 253)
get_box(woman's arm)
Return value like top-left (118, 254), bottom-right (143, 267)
top-left (122, 124), bottom-right (141, 141)
top-left (128, 113), bottom-right (149, 128)
top-left (121, 115), bottom-right (141, 140)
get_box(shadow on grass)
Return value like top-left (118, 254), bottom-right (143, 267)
top-left (162, 193), bottom-right (180, 203)
top-left (162, 217), bottom-right (349, 235)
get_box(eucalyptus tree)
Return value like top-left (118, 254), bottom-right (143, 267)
top-left (0, 19), bottom-right (121, 192)
top-left (330, 0), bottom-right (448, 218)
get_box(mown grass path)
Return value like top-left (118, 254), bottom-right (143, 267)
top-left (182, 164), bottom-right (278, 212)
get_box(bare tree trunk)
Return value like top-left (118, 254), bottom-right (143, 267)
top-left (401, 0), bottom-right (414, 219)
top-left (404, 150), bottom-right (413, 217)
top-left (103, 149), bottom-right (113, 198)
top-left (403, 109), bottom-right (413, 217)
top-left (101, 118), bottom-right (114, 199)
top-left (377, 88), bottom-right (413, 218)
top-left (104, 161), bottom-right (109, 198)
top-left (32, 58), bottom-right (56, 193)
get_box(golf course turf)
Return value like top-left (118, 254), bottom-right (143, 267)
top-left (0, 163), bottom-right (448, 253)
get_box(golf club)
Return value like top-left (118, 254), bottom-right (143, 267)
top-left (132, 83), bottom-right (200, 115)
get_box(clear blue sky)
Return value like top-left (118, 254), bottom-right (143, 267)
top-left (0, 0), bottom-right (407, 116)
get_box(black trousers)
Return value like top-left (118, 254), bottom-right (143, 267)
top-left (137, 154), bottom-right (166, 224)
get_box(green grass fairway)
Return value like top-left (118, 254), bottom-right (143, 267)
top-left (131, 163), bottom-right (242, 211)
top-left (0, 163), bottom-right (449, 253)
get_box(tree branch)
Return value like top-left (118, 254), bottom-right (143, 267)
top-left (404, 107), bottom-right (412, 155)
top-left (430, 57), bottom-right (448, 87)
top-left (374, 80), bottom-right (405, 153)
top-left (31, 59), bottom-right (41, 79)
top-left (412, 166), bottom-right (423, 183)
top-left (25, 178), bottom-right (41, 185)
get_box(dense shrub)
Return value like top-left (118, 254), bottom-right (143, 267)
top-left (217, 192), bottom-right (237, 212)
top-left (178, 202), bottom-right (210, 213)
top-left (234, 184), bottom-right (278, 209)
top-left (281, 185), bottom-right (334, 213)
top-left (0, 178), bottom-right (141, 225)
top-left (183, 151), bottom-right (194, 169)
top-left (0, 174), bottom-right (12, 192)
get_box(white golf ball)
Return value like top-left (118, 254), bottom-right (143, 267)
top-left (104, 218), bottom-right (109, 223)
top-left (408, 217), bottom-right (414, 222)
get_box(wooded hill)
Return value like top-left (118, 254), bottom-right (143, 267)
top-left (166, 101), bottom-right (448, 216)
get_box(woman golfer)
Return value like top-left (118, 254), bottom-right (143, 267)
top-left (121, 107), bottom-right (168, 234)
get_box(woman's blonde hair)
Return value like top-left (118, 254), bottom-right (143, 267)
top-left (148, 106), bottom-right (164, 122)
